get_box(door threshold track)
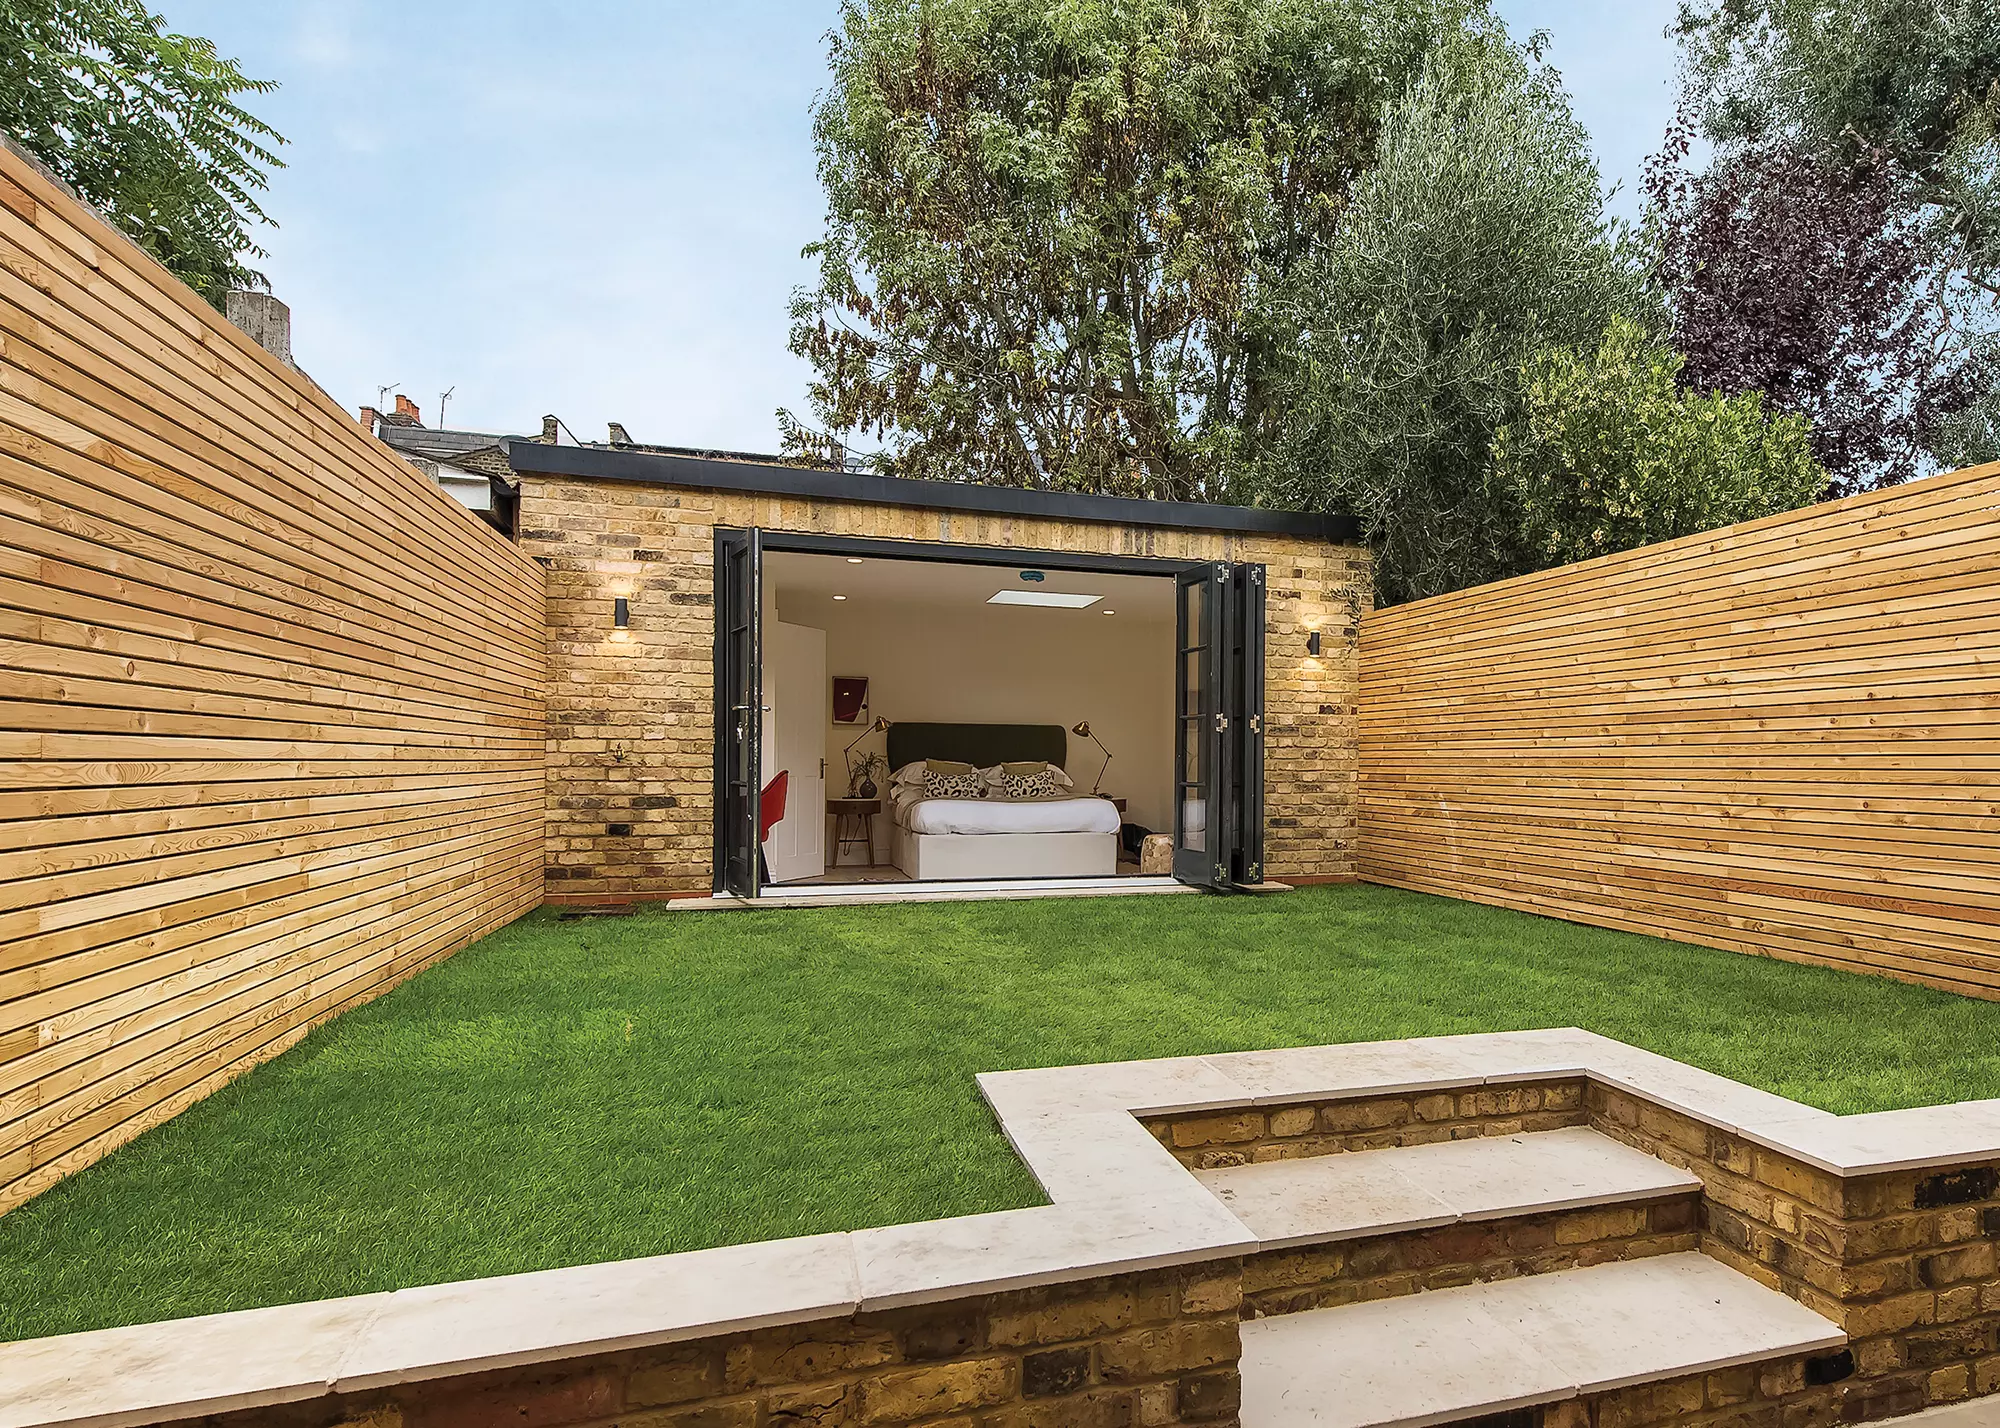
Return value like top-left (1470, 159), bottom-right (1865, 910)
top-left (682, 876), bottom-right (1193, 911)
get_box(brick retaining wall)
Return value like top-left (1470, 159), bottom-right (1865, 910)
top-left (144, 1266), bottom-right (1244, 1428)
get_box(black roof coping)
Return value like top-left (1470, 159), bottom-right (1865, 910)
top-left (508, 441), bottom-right (1358, 542)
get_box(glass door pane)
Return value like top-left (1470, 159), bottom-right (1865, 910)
top-left (1173, 562), bottom-right (1234, 887)
top-left (1230, 563), bottom-right (1266, 886)
top-left (713, 527), bottom-right (762, 896)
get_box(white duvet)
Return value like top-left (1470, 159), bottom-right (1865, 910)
top-left (892, 791), bottom-right (1123, 836)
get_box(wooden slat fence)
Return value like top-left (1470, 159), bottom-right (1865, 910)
top-left (1358, 460), bottom-right (2000, 999)
top-left (0, 141), bottom-right (546, 1212)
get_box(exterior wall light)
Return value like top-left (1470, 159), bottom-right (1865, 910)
top-left (614, 597), bottom-right (630, 630)
top-left (1306, 630), bottom-right (1322, 657)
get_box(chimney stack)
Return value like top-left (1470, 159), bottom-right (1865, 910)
top-left (394, 394), bottom-right (422, 426)
top-left (541, 415), bottom-right (560, 444)
top-left (224, 290), bottom-right (293, 366)
top-left (359, 406), bottom-right (382, 434)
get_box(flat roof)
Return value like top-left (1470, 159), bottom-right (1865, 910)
top-left (508, 442), bottom-right (1358, 542)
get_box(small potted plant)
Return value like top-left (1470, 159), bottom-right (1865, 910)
top-left (849, 751), bottom-right (889, 799)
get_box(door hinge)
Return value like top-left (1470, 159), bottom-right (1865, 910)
top-left (1214, 713), bottom-right (1230, 732)
top-left (1246, 861), bottom-right (1262, 882)
top-left (1215, 863), bottom-right (1228, 883)
top-left (1247, 715), bottom-right (1262, 734)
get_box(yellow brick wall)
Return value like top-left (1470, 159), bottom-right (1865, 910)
top-left (518, 476), bottom-right (1369, 900)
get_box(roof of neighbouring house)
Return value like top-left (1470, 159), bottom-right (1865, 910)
top-left (374, 423), bottom-right (522, 463)
top-left (506, 440), bottom-right (1359, 543)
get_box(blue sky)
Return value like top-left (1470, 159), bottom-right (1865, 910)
top-left (165, 2), bottom-right (1681, 450)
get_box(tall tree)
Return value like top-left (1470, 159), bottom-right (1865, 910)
top-left (0, 0), bottom-right (284, 306)
top-left (1266, 31), bottom-right (1654, 604)
top-left (785, 0), bottom-right (1486, 499)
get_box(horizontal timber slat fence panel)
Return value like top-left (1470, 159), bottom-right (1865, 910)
top-left (0, 141), bottom-right (546, 1211)
top-left (1357, 460), bottom-right (2000, 1000)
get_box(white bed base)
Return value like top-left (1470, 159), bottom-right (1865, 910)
top-left (892, 827), bottom-right (1118, 881)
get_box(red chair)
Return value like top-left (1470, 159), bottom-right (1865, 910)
top-left (757, 770), bottom-right (788, 883)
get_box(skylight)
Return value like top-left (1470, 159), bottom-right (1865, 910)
top-left (987, 590), bottom-right (1104, 609)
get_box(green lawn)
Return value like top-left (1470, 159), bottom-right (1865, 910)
top-left (6, 884), bottom-right (1999, 1342)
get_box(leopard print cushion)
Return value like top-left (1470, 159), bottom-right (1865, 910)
top-left (1001, 769), bottom-right (1064, 799)
top-left (922, 768), bottom-right (987, 799)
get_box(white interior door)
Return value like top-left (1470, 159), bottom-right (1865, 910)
top-left (763, 621), bottom-right (827, 882)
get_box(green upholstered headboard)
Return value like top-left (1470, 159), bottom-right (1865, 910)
top-left (887, 722), bottom-right (1067, 772)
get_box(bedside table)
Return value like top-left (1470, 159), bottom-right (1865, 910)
top-left (827, 798), bottom-right (883, 865)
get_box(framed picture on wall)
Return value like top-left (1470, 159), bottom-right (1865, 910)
top-left (831, 676), bottom-right (870, 724)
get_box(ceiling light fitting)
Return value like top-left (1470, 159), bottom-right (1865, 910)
top-left (988, 590), bottom-right (1102, 609)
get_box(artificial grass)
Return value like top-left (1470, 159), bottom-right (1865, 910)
top-left (4, 883), bottom-right (1998, 1341)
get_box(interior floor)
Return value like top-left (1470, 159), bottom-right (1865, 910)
top-left (775, 854), bottom-right (1150, 889)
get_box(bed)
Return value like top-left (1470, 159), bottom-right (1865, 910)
top-left (884, 722), bottom-right (1122, 881)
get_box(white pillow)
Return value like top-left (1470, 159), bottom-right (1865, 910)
top-left (890, 761), bottom-right (928, 787)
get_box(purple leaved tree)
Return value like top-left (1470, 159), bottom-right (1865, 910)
top-left (1645, 115), bottom-right (1986, 496)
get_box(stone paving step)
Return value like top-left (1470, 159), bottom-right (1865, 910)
top-left (1882, 1400), bottom-right (2000, 1428)
top-left (1239, 1253), bottom-right (1846, 1428)
top-left (1195, 1126), bottom-right (1701, 1250)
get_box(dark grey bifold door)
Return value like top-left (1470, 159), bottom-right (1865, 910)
top-left (1173, 562), bottom-right (1235, 888)
top-left (713, 527), bottom-right (762, 897)
top-left (1229, 563), bottom-right (1267, 886)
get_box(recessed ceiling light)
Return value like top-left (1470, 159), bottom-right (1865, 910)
top-left (987, 590), bottom-right (1102, 609)
top-left (846, 557), bottom-right (862, 564)
top-left (832, 594), bottom-right (847, 601)
top-left (1103, 609), bottom-right (1116, 615)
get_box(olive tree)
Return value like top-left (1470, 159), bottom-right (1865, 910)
top-left (1268, 32), bottom-right (1655, 604)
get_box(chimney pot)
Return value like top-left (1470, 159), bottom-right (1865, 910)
top-left (394, 394), bottom-right (422, 424)
top-left (541, 415), bottom-right (560, 444)
top-left (359, 406), bottom-right (382, 434)
top-left (224, 289), bottom-right (293, 366)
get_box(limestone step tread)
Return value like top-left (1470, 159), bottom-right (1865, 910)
top-left (1880, 1400), bottom-right (1992, 1416)
top-left (1196, 1126), bottom-right (1701, 1250)
top-left (1240, 1253), bottom-right (1846, 1428)
top-left (1884, 1403), bottom-right (2000, 1428)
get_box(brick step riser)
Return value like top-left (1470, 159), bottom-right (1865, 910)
top-left (1244, 1194), bottom-right (1701, 1319)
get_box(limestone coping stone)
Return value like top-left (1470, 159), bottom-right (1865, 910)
top-left (5, 1027), bottom-right (1998, 1428)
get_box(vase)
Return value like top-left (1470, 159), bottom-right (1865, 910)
top-left (857, 778), bottom-right (878, 799)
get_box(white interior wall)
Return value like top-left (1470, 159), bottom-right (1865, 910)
top-left (766, 562), bottom-right (1175, 863)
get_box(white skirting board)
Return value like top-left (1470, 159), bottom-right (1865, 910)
top-left (893, 827), bottom-right (1118, 881)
